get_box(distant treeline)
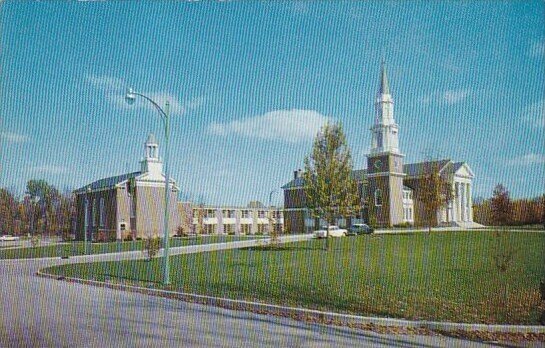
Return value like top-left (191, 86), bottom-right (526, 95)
top-left (473, 184), bottom-right (544, 226)
top-left (0, 180), bottom-right (76, 237)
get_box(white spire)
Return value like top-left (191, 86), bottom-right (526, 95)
top-left (370, 61), bottom-right (400, 154)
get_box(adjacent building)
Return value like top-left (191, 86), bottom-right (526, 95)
top-left (74, 134), bottom-right (181, 241)
top-left (282, 62), bottom-right (481, 232)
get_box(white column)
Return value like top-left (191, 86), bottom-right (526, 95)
top-left (461, 184), bottom-right (467, 222)
top-left (467, 183), bottom-right (473, 221)
top-left (451, 183), bottom-right (457, 222)
top-left (456, 182), bottom-right (462, 222)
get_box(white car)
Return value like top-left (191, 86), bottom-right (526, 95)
top-left (314, 226), bottom-right (347, 238)
top-left (0, 235), bottom-right (20, 241)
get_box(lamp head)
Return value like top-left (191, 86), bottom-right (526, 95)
top-left (125, 88), bottom-right (136, 105)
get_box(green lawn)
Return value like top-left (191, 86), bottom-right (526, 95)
top-left (0, 235), bottom-right (259, 259)
top-left (44, 231), bottom-right (545, 324)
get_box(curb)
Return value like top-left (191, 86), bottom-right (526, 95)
top-left (36, 270), bottom-right (545, 335)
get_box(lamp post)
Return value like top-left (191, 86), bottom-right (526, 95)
top-left (268, 189), bottom-right (277, 235)
top-left (85, 186), bottom-right (91, 255)
top-left (125, 88), bottom-right (171, 285)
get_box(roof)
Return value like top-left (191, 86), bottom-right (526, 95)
top-left (281, 169), bottom-right (368, 190)
top-left (74, 171), bottom-right (141, 194)
top-left (282, 159), bottom-right (460, 189)
top-left (402, 159), bottom-right (451, 177)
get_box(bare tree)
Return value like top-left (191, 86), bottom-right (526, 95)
top-left (490, 184), bottom-right (511, 226)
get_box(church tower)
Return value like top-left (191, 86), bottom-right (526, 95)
top-left (367, 61), bottom-right (406, 227)
top-left (140, 133), bottom-right (163, 177)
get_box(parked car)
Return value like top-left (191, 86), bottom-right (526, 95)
top-left (0, 235), bottom-right (20, 241)
top-left (314, 226), bottom-right (347, 238)
top-left (347, 224), bottom-right (374, 235)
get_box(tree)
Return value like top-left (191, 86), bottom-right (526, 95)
top-left (26, 179), bottom-right (59, 236)
top-left (143, 234), bottom-right (161, 261)
top-left (303, 122), bottom-right (359, 251)
top-left (0, 188), bottom-right (19, 235)
top-left (490, 184), bottom-right (511, 226)
top-left (413, 160), bottom-right (454, 233)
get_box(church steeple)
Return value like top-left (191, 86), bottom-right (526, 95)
top-left (370, 61), bottom-right (399, 154)
top-left (379, 60), bottom-right (390, 95)
top-left (140, 133), bottom-right (163, 176)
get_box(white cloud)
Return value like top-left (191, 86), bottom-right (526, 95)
top-left (507, 153), bottom-right (545, 166)
top-left (85, 74), bottom-right (125, 92)
top-left (86, 74), bottom-right (202, 117)
top-left (529, 40), bottom-right (545, 57)
top-left (443, 89), bottom-right (470, 104)
top-left (524, 100), bottom-right (545, 128)
top-left (1, 131), bottom-right (29, 143)
top-left (209, 109), bottom-right (332, 143)
top-left (421, 89), bottom-right (470, 105)
top-left (31, 165), bottom-right (68, 174)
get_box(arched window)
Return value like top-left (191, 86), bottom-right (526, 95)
top-left (374, 189), bottom-right (382, 207)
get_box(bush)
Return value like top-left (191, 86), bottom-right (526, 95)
top-left (30, 235), bottom-right (40, 247)
top-left (142, 235), bottom-right (162, 261)
top-left (177, 226), bottom-right (189, 237)
top-left (393, 222), bottom-right (413, 228)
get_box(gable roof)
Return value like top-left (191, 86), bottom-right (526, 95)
top-left (74, 171), bottom-right (141, 194)
top-left (403, 159), bottom-right (451, 178)
top-left (281, 169), bottom-right (368, 190)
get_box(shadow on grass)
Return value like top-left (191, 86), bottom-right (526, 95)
top-left (244, 245), bottom-right (323, 252)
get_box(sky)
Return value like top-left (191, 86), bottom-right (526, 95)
top-left (1, 1), bottom-right (544, 206)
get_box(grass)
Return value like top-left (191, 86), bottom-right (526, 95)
top-left (44, 231), bottom-right (545, 324)
top-left (0, 235), bottom-right (260, 259)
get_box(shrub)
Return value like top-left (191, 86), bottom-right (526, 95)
top-left (142, 235), bottom-right (162, 261)
top-left (30, 235), bottom-right (40, 247)
top-left (393, 222), bottom-right (413, 228)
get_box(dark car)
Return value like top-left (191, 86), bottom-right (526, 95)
top-left (347, 224), bottom-right (374, 235)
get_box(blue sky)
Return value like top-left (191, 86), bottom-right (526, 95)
top-left (1, 1), bottom-right (544, 205)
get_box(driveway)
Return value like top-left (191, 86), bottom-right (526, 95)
top-left (0, 236), bottom-right (515, 347)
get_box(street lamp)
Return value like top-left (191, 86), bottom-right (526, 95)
top-left (85, 186), bottom-right (91, 255)
top-left (268, 189), bottom-right (277, 235)
top-left (125, 88), bottom-right (172, 285)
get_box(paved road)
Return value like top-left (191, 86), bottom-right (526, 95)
top-left (0, 237), bottom-right (514, 347)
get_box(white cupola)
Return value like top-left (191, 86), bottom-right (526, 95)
top-left (140, 133), bottom-right (163, 176)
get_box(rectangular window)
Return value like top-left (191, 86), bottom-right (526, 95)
top-left (99, 198), bottom-right (105, 227)
top-left (241, 224), bottom-right (251, 234)
top-left (258, 211), bottom-right (266, 218)
top-left (92, 199), bottom-right (97, 227)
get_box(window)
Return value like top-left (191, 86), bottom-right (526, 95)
top-left (224, 224), bottom-right (234, 234)
top-left (130, 195), bottom-right (136, 218)
top-left (374, 189), bottom-right (382, 207)
top-left (92, 199), bottom-right (97, 226)
top-left (99, 198), bottom-right (105, 227)
top-left (241, 210), bottom-right (249, 218)
top-left (258, 211), bottom-right (266, 218)
top-left (241, 224), bottom-right (251, 234)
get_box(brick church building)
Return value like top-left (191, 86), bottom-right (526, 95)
top-left (74, 134), bottom-right (180, 241)
top-left (282, 62), bottom-right (481, 232)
